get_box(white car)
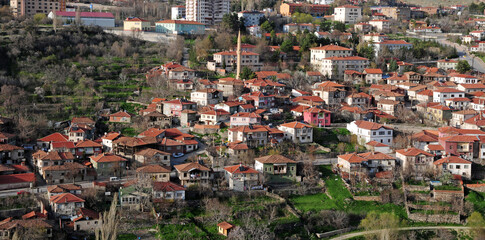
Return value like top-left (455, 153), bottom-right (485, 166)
top-left (172, 153), bottom-right (184, 158)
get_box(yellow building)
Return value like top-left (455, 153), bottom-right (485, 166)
top-left (426, 105), bottom-right (452, 124)
top-left (123, 17), bottom-right (151, 31)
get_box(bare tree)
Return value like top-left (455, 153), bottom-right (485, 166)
top-left (95, 192), bottom-right (120, 240)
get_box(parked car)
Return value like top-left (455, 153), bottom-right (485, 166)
top-left (172, 153), bottom-right (184, 158)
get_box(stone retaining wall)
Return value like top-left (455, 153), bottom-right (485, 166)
top-left (353, 195), bottom-right (381, 202)
top-left (407, 212), bottom-right (461, 224)
top-left (405, 184), bottom-right (430, 192)
top-left (407, 203), bottom-right (452, 212)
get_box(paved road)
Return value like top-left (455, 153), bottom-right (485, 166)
top-left (331, 226), bottom-right (475, 240)
top-left (437, 38), bottom-right (485, 73)
top-left (406, 32), bottom-right (485, 73)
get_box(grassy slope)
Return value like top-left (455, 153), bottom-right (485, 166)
top-left (289, 166), bottom-right (407, 220)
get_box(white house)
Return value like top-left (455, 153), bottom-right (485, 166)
top-left (470, 30), bottom-right (485, 40)
top-left (437, 59), bottom-right (458, 70)
top-left (457, 83), bottom-right (485, 93)
top-left (363, 68), bottom-right (383, 84)
top-left (432, 88), bottom-right (465, 104)
top-left (152, 181), bottom-right (185, 200)
top-left (190, 88), bottom-right (223, 106)
top-left (334, 5), bottom-right (362, 24)
top-left (347, 120), bottom-right (393, 145)
top-left (49, 193), bottom-right (85, 218)
top-left (451, 74), bottom-right (478, 84)
top-left (368, 19), bottom-right (390, 32)
top-left (434, 156), bottom-right (472, 179)
top-left (277, 121), bottom-right (313, 144)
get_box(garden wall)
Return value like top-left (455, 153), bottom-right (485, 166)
top-left (407, 203), bottom-right (452, 212)
top-left (407, 212), bottom-right (460, 224)
top-left (466, 183), bottom-right (485, 193)
top-left (433, 190), bottom-right (464, 202)
top-left (353, 196), bottom-right (381, 202)
top-left (404, 184), bottom-right (430, 192)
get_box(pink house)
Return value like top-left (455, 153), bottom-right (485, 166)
top-left (438, 135), bottom-right (479, 159)
top-left (303, 107), bottom-right (331, 127)
top-left (230, 112), bottom-right (261, 126)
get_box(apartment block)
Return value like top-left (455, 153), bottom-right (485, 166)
top-left (185, 0), bottom-right (230, 25)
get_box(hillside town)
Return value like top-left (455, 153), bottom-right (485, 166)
top-left (3, 0), bottom-right (485, 239)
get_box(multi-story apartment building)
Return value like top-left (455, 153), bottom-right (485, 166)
top-left (11, 0), bottom-right (63, 17)
top-left (334, 5), bottom-right (362, 24)
top-left (380, 7), bottom-right (411, 20)
top-left (313, 56), bottom-right (369, 79)
top-left (368, 19), bottom-right (390, 33)
top-left (238, 11), bottom-right (264, 27)
top-left (279, 3), bottom-right (330, 17)
top-left (185, 0), bottom-right (230, 25)
top-left (171, 5), bottom-right (186, 20)
top-left (310, 44), bottom-right (353, 60)
top-left (209, 51), bottom-right (262, 72)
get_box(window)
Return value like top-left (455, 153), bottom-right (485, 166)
top-left (464, 165), bottom-right (469, 169)
top-left (456, 165), bottom-right (461, 169)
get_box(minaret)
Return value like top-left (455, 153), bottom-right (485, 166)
top-left (236, 30), bottom-right (242, 80)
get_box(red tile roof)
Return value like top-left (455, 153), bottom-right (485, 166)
top-left (153, 181), bottom-right (185, 192)
top-left (90, 153), bottom-right (127, 163)
top-left (224, 165), bottom-right (259, 174)
top-left (217, 221), bottom-right (235, 230)
top-left (76, 140), bottom-right (102, 148)
top-left (50, 193), bottom-right (85, 204)
top-left (174, 162), bottom-right (210, 172)
top-left (396, 147), bottom-right (433, 157)
top-left (0, 173), bottom-right (35, 185)
top-left (434, 156), bottom-right (471, 165)
top-left (136, 164), bottom-right (171, 173)
top-left (255, 154), bottom-right (295, 164)
top-left (38, 133), bottom-right (68, 142)
top-left (279, 121), bottom-right (312, 129)
top-left (366, 141), bottom-right (388, 147)
top-left (364, 68), bottom-right (383, 74)
top-left (310, 44), bottom-right (352, 51)
top-left (353, 120), bottom-right (392, 130)
top-left (338, 153), bottom-right (366, 163)
top-left (101, 132), bottom-right (121, 141)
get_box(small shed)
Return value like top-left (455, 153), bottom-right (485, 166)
top-left (217, 221), bottom-right (235, 237)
